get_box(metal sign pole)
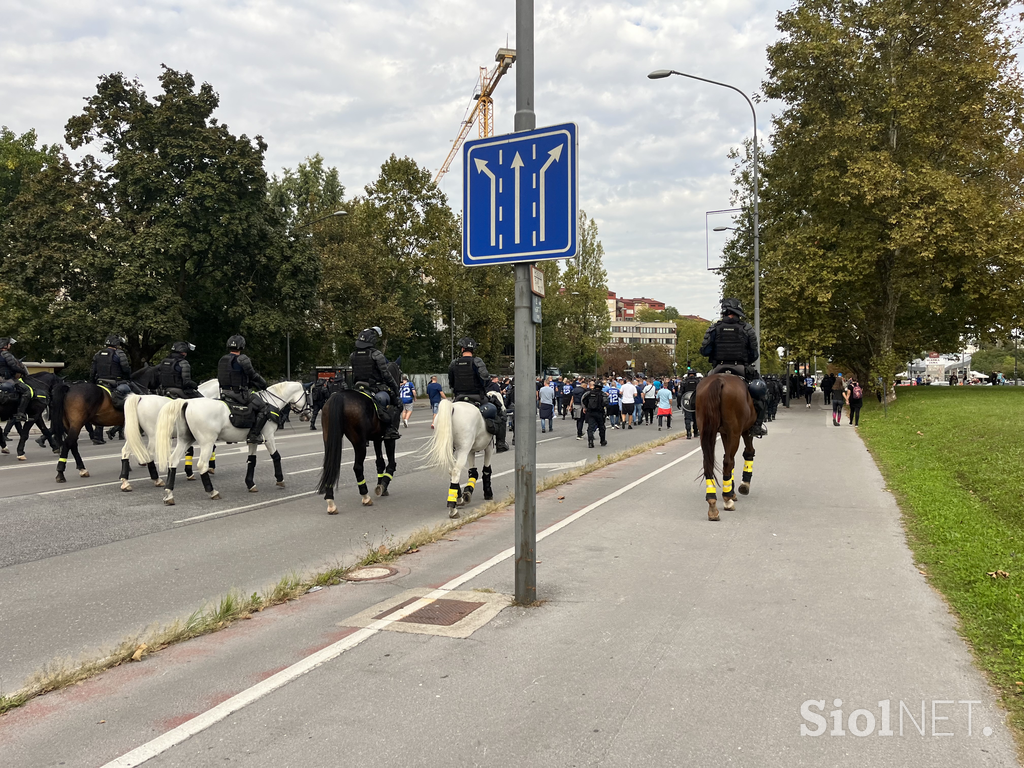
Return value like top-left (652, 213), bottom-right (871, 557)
top-left (513, 0), bottom-right (537, 604)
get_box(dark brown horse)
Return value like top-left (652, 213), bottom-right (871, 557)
top-left (316, 361), bottom-right (401, 515)
top-left (695, 373), bottom-right (757, 521)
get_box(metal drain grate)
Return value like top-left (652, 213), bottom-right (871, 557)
top-left (374, 597), bottom-right (484, 627)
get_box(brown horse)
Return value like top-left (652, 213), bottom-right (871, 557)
top-left (695, 373), bottom-right (757, 521)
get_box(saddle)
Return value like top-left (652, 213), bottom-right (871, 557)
top-left (455, 394), bottom-right (498, 435)
top-left (354, 382), bottom-right (390, 422)
top-left (219, 391), bottom-right (258, 429)
top-left (98, 380), bottom-right (133, 410)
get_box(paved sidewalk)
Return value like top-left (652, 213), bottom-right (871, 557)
top-left (0, 400), bottom-right (1017, 766)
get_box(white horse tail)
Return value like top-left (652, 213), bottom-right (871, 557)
top-left (422, 399), bottom-right (457, 475)
top-left (123, 394), bottom-right (150, 464)
top-left (155, 399), bottom-right (188, 472)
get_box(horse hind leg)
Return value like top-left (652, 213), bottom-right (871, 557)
top-left (723, 470), bottom-right (736, 511)
top-left (738, 445), bottom-right (755, 496)
top-left (482, 465), bottom-right (493, 500)
top-left (461, 467), bottom-right (479, 507)
top-left (352, 452), bottom-right (373, 507)
top-left (447, 480), bottom-right (461, 518)
top-left (705, 477), bottom-right (720, 521)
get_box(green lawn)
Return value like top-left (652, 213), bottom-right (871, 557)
top-left (859, 387), bottom-right (1024, 742)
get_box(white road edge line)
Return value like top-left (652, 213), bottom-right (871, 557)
top-left (102, 443), bottom-right (701, 768)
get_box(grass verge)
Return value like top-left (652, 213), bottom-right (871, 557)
top-left (0, 429), bottom-right (683, 717)
top-left (858, 387), bottom-right (1024, 748)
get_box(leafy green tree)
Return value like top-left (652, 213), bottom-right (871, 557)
top-left (757, 0), bottom-right (1024, 387)
top-left (673, 318), bottom-right (712, 374)
top-left (557, 211), bottom-right (610, 372)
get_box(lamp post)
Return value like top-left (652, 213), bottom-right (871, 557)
top-left (649, 69), bottom-right (760, 373)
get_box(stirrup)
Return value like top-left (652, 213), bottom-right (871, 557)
top-left (384, 429), bottom-right (401, 441)
top-left (495, 441), bottom-right (509, 453)
top-left (13, 413), bottom-right (28, 422)
top-left (246, 432), bottom-right (264, 444)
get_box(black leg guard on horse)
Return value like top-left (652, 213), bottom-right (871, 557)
top-left (482, 465), bottom-right (493, 500)
top-left (244, 454), bottom-right (257, 489)
top-left (166, 467), bottom-right (178, 491)
top-left (271, 450), bottom-right (284, 485)
top-left (184, 446), bottom-right (194, 478)
top-left (147, 462), bottom-right (160, 481)
top-left (120, 458), bottom-right (131, 480)
top-left (200, 471), bottom-right (215, 494)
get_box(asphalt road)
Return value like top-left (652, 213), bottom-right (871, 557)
top-left (0, 405), bottom-right (677, 691)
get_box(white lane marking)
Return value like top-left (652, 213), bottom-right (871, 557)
top-left (537, 436), bottom-right (562, 443)
top-left (172, 492), bottom-right (318, 524)
top-left (104, 443), bottom-right (700, 768)
top-left (39, 480), bottom-right (124, 496)
top-left (287, 450), bottom-right (416, 475)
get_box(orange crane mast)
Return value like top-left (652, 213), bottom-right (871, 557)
top-left (434, 47), bottom-right (516, 185)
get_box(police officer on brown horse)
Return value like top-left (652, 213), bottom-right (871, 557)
top-left (349, 326), bottom-right (402, 441)
top-left (448, 337), bottom-right (509, 453)
top-left (92, 334), bottom-right (132, 387)
top-left (0, 337), bottom-right (31, 422)
top-left (218, 335), bottom-right (274, 444)
top-left (699, 298), bottom-right (768, 437)
top-left (157, 341), bottom-right (201, 399)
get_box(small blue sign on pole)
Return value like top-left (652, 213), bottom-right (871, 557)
top-left (463, 122), bottom-right (578, 266)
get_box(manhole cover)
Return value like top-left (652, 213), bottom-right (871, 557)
top-left (373, 597), bottom-right (484, 626)
top-left (343, 565), bottom-right (399, 582)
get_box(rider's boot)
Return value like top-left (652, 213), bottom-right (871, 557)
top-left (495, 416), bottom-right (509, 453)
top-left (752, 398), bottom-right (768, 438)
top-left (14, 392), bottom-right (29, 422)
top-left (384, 405), bottom-right (402, 441)
top-left (247, 410), bottom-right (269, 444)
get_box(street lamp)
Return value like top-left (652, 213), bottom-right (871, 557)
top-left (292, 209), bottom-right (347, 232)
top-left (649, 69), bottom-right (761, 373)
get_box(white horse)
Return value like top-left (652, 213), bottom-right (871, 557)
top-left (154, 381), bottom-right (308, 505)
top-left (120, 394), bottom-right (170, 492)
top-left (421, 394), bottom-right (502, 518)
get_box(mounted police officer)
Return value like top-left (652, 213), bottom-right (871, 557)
top-left (699, 298), bottom-right (768, 437)
top-left (217, 335), bottom-right (275, 444)
top-left (349, 326), bottom-right (402, 441)
top-left (0, 338), bottom-right (31, 422)
top-left (157, 342), bottom-right (200, 399)
top-left (448, 337), bottom-right (509, 453)
top-left (91, 334), bottom-right (132, 387)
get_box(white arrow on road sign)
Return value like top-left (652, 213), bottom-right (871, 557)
top-left (511, 151), bottom-right (524, 244)
top-left (538, 144), bottom-right (562, 242)
top-left (474, 158), bottom-right (497, 246)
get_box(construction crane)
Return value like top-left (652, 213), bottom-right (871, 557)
top-left (434, 47), bottom-right (516, 184)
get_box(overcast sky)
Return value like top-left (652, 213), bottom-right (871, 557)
top-left (3, 0), bottom-right (794, 322)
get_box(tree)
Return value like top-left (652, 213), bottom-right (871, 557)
top-left (673, 318), bottom-right (712, 374)
top-left (557, 211), bottom-right (610, 372)
top-left (758, 0), bottom-right (1024, 387)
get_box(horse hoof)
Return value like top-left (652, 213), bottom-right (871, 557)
top-left (484, 493), bottom-right (493, 501)
top-left (79, 470), bottom-right (90, 478)
top-left (448, 508), bottom-right (460, 519)
top-left (208, 469), bottom-right (215, 475)
top-left (724, 498), bottom-right (736, 511)
top-left (154, 479), bottom-right (164, 487)
top-left (210, 491), bottom-right (221, 500)
top-left (361, 496), bottom-right (373, 507)
top-left (164, 496), bottom-right (175, 506)
top-left (707, 507), bottom-right (720, 521)
top-left (276, 481), bottom-right (285, 488)
top-left (51, 448), bottom-right (59, 454)
top-left (18, 455), bottom-right (27, 462)
top-left (380, 488), bottom-right (389, 497)
top-left (738, 483), bottom-right (750, 496)
top-left (374, 484), bottom-right (383, 496)
top-left (249, 487), bottom-right (258, 494)
top-left (120, 481), bottom-right (132, 492)
top-left (56, 474), bottom-right (66, 484)
top-left (1, 448), bottom-right (8, 455)
top-left (327, 502), bottom-right (338, 515)
top-left (186, 475), bottom-right (196, 481)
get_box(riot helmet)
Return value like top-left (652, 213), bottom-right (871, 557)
top-left (458, 337), bottom-right (477, 352)
top-left (355, 327), bottom-right (380, 350)
top-left (106, 333), bottom-right (125, 347)
top-left (227, 335), bottom-right (246, 351)
top-left (0, 337), bottom-right (13, 349)
top-left (172, 341), bottom-right (195, 354)
top-left (721, 298), bottom-right (746, 319)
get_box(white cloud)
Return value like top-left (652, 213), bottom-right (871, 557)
top-left (2, 0), bottom-right (792, 322)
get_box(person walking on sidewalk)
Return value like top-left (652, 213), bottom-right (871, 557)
top-left (426, 375), bottom-right (446, 429)
top-left (582, 379), bottom-right (608, 448)
top-left (846, 377), bottom-right (864, 426)
top-left (570, 379), bottom-right (588, 440)
top-left (604, 378), bottom-right (621, 429)
top-left (641, 378), bottom-right (657, 426)
top-left (399, 375), bottom-right (416, 427)
top-left (804, 373), bottom-right (815, 407)
top-left (538, 378), bottom-right (555, 433)
top-left (822, 373), bottom-right (835, 406)
top-left (656, 382), bottom-right (673, 430)
top-left (831, 375), bottom-right (845, 426)
top-left (619, 376), bottom-right (637, 429)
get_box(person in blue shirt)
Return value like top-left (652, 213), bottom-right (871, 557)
top-left (426, 375), bottom-right (446, 429)
top-left (656, 382), bottom-right (674, 430)
top-left (560, 378), bottom-right (573, 419)
top-left (603, 380), bottom-right (621, 429)
top-left (399, 375), bottom-right (416, 428)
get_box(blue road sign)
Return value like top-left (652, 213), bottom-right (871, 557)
top-left (463, 122), bottom-right (578, 266)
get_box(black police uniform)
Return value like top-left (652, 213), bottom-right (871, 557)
top-left (570, 382), bottom-right (588, 438)
top-left (0, 348), bottom-right (31, 421)
top-left (92, 346), bottom-right (132, 386)
top-left (218, 351), bottom-right (274, 443)
top-left (699, 313), bottom-right (768, 436)
top-left (581, 384), bottom-right (608, 448)
top-left (350, 341), bottom-right (402, 441)
top-left (448, 353), bottom-right (509, 452)
top-left (681, 372), bottom-right (700, 438)
top-left (157, 352), bottom-right (200, 399)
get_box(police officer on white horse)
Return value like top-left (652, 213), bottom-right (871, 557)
top-left (699, 298), bottom-right (768, 437)
top-left (349, 326), bottom-right (402, 441)
top-left (217, 335), bottom-right (276, 444)
top-left (157, 341), bottom-right (201, 399)
top-left (0, 337), bottom-right (31, 422)
top-left (448, 337), bottom-right (509, 453)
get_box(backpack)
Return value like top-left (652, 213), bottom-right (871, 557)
top-left (851, 384), bottom-right (863, 399)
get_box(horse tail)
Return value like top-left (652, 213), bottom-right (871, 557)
top-left (155, 399), bottom-right (188, 472)
top-left (699, 378), bottom-right (723, 483)
top-left (49, 381), bottom-right (70, 443)
top-left (123, 394), bottom-right (150, 463)
top-left (316, 393), bottom-right (345, 495)
top-left (421, 399), bottom-right (457, 475)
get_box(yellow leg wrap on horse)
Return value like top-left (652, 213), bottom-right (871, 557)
top-left (705, 478), bottom-right (715, 493)
top-left (211, 451), bottom-right (216, 461)
top-left (467, 477), bottom-right (476, 489)
top-left (447, 487), bottom-right (459, 503)
top-left (185, 457), bottom-right (193, 467)
top-left (744, 460), bottom-right (753, 474)
top-left (723, 478), bottom-right (733, 494)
